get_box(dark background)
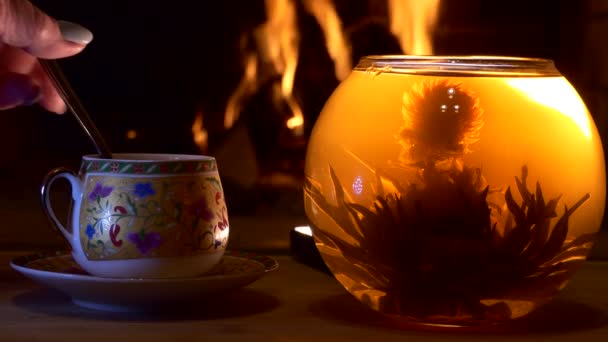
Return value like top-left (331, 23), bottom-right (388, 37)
top-left (17, 0), bottom-right (602, 157)
top-left (1, 0), bottom-right (607, 250)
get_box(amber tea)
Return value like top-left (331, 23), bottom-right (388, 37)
top-left (304, 56), bottom-right (606, 326)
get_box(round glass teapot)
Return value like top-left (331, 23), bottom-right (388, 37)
top-left (304, 56), bottom-right (606, 327)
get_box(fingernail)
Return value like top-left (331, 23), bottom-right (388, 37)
top-left (58, 20), bottom-right (94, 44)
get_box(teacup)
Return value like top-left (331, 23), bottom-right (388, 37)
top-left (41, 153), bottom-right (229, 278)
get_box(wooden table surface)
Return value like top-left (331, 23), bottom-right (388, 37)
top-left (1, 250), bottom-right (607, 342)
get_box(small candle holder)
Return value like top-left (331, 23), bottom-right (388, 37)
top-left (289, 226), bottom-right (330, 273)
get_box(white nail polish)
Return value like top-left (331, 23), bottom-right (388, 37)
top-left (58, 20), bottom-right (94, 44)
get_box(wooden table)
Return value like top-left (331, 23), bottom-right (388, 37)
top-left (1, 250), bottom-right (607, 342)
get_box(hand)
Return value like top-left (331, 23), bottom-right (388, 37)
top-left (0, 0), bottom-right (93, 113)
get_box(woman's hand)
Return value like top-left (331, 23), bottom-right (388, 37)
top-left (0, 0), bottom-right (93, 113)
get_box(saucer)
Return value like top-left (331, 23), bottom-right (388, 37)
top-left (10, 250), bottom-right (278, 312)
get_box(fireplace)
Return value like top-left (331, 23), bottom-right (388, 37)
top-left (1, 1), bottom-right (607, 251)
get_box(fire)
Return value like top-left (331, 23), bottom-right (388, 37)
top-left (225, 49), bottom-right (258, 129)
top-left (205, 0), bottom-right (440, 149)
top-left (192, 111), bottom-right (208, 152)
top-left (303, 0), bottom-right (351, 81)
top-left (388, 0), bottom-right (440, 55)
top-left (222, 0), bottom-right (352, 136)
top-left (285, 94), bottom-right (304, 134)
top-left (255, 0), bottom-right (303, 135)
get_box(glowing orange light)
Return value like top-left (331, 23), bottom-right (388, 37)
top-left (388, 0), bottom-right (440, 55)
top-left (303, 0), bottom-right (351, 80)
top-left (192, 111), bottom-right (208, 152)
top-left (505, 78), bottom-right (592, 139)
top-left (222, 0), bottom-right (357, 136)
top-left (126, 130), bottom-right (137, 140)
top-left (225, 51), bottom-right (258, 130)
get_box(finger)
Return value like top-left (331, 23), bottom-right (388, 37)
top-left (0, 45), bottom-right (65, 113)
top-left (30, 61), bottom-right (66, 114)
top-left (0, 72), bottom-right (40, 110)
top-left (0, 44), bottom-right (37, 74)
top-left (0, 0), bottom-right (93, 58)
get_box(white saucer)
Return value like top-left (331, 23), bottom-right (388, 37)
top-left (10, 250), bottom-right (278, 312)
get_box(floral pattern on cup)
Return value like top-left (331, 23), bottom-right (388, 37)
top-left (79, 175), bottom-right (228, 260)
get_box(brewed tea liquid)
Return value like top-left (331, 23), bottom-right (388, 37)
top-left (304, 69), bottom-right (605, 325)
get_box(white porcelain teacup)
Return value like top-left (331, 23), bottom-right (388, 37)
top-left (41, 153), bottom-right (229, 278)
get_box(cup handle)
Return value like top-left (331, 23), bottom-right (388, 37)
top-left (40, 167), bottom-right (82, 243)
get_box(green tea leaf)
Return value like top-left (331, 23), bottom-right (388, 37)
top-left (535, 182), bottom-right (545, 209)
top-left (561, 232), bottom-right (597, 251)
top-left (569, 193), bottom-right (590, 214)
top-left (550, 248), bottom-right (591, 265)
top-left (543, 195), bottom-right (561, 219)
top-left (329, 167), bottom-right (346, 206)
top-left (522, 219), bottom-right (550, 261)
top-left (537, 205), bottom-right (569, 265)
top-left (504, 214), bottom-right (513, 236)
top-left (347, 203), bottom-right (376, 221)
top-left (505, 188), bottom-right (525, 226)
top-left (305, 176), bottom-right (361, 241)
top-left (504, 224), bottom-right (533, 257)
top-left (515, 177), bottom-right (532, 204)
top-left (375, 170), bottom-right (384, 198)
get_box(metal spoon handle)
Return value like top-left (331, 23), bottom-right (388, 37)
top-left (39, 59), bottom-right (112, 159)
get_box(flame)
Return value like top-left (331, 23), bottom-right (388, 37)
top-left (388, 0), bottom-right (440, 55)
top-left (225, 50), bottom-right (258, 129)
top-left (285, 96), bottom-right (304, 135)
top-left (303, 0), bottom-right (351, 81)
top-left (220, 0), bottom-right (353, 138)
top-left (255, 0), bottom-right (304, 135)
top-left (192, 111), bottom-right (209, 152)
top-left (260, 0), bottom-right (299, 97)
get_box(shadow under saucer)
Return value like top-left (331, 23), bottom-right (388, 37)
top-left (12, 287), bottom-right (280, 321)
